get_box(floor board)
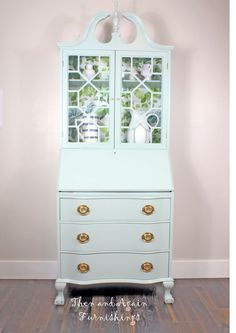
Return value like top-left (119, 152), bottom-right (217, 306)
top-left (0, 279), bottom-right (229, 333)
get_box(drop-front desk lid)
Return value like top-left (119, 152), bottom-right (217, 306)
top-left (58, 149), bottom-right (173, 192)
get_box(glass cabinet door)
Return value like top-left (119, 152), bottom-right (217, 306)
top-left (64, 51), bottom-right (114, 147)
top-left (117, 52), bottom-right (167, 148)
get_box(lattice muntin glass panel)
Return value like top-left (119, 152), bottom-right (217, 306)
top-left (68, 56), bottom-right (110, 143)
top-left (121, 57), bottom-right (162, 144)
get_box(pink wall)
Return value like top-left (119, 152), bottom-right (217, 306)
top-left (0, 0), bottom-right (229, 263)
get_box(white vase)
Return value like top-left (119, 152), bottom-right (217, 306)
top-left (134, 124), bottom-right (148, 143)
top-left (81, 114), bottom-right (99, 143)
top-left (128, 111), bottom-right (149, 144)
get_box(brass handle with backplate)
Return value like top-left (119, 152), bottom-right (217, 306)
top-left (142, 205), bottom-right (155, 215)
top-left (142, 232), bottom-right (154, 242)
top-left (77, 263), bottom-right (90, 273)
top-left (141, 262), bottom-right (153, 272)
top-left (77, 205), bottom-right (90, 216)
top-left (77, 233), bottom-right (90, 243)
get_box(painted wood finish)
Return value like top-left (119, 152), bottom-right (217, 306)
top-left (60, 222), bottom-right (170, 253)
top-left (60, 252), bottom-right (169, 281)
top-left (60, 196), bottom-right (171, 222)
top-left (58, 149), bottom-right (173, 192)
top-left (55, 11), bottom-right (174, 305)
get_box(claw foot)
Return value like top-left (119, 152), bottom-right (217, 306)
top-left (163, 279), bottom-right (174, 304)
top-left (54, 280), bottom-right (66, 306)
top-left (54, 294), bottom-right (65, 305)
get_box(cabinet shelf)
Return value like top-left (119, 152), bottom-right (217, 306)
top-left (122, 80), bottom-right (161, 83)
top-left (68, 79), bottom-right (109, 82)
top-left (68, 79), bottom-right (110, 90)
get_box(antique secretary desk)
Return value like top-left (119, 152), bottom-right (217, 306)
top-left (55, 8), bottom-right (174, 305)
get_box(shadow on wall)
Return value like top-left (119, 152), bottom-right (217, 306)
top-left (96, 11), bottom-right (172, 45)
top-left (96, 15), bottom-right (138, 44)
top-left (140, 12), bottom-right (173, 44)
top-left (171, 47), bottom-right (213, 260)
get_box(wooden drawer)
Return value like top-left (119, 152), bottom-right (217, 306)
top-left (60, 252), bottom-right (169, 281)
top-left (60, 223), bottom-right (170, 253)
top-left (60, 197), bottom-right (171, 222)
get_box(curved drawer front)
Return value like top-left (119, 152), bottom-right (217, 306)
top-left (60, 252), bottom-right (169, 281)
top-left (60, 223), bottom-right (170, 253)
top-left (60, 198), bottom-right (171, 222)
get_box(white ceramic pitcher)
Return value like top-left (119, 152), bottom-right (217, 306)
top-left (128, 111), bottom-right (150, 143)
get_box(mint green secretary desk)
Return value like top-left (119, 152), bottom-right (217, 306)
top-left (55, 9), bottom-right (174, 305)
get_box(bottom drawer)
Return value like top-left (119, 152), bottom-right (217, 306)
top-left (60, 252), bottom-right (169, 281)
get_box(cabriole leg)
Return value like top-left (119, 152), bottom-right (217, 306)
top-left (54, 280), bottom-right (66, 305)
top-left (163, 278), bottom-right (174, 304)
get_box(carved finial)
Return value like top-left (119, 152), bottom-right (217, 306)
top-left (112, 0), bottom-right (120, 36)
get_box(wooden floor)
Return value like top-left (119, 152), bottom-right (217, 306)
top-left (0, 279), bottom-right (229, 333)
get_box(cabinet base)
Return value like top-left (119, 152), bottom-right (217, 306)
top-left (54, 277), bottom-right (174, 305)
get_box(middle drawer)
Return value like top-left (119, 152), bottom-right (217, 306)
top-left (60, 223), bottom-right (170, 253)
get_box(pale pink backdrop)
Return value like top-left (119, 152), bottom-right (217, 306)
top-left (0, 0), bottom-right (229, 276)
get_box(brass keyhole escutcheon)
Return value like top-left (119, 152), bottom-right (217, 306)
top-left (141, 262), bottom-right (153, 272)
top-left (142, 232), bottom-right (154, 242)
top-left (142, 205), bottom-right (155, 215)
top-left (77, 233), bottom-right (90, 243)
top-left (77, 204), bottom-right (90, 216)
top-left (77, 263), bottom-right (90, 273)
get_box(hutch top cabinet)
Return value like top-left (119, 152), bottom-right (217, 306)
top-left (55, 10), bottom-right (174, 307)
top-left (58, 11), bottom-right (173, 192)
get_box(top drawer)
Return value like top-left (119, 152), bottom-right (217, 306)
top-left (60, 197), bottom-right (171, 222)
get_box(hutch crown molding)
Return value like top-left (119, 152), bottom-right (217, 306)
top-left (55, 7), bottom-right (174, 305)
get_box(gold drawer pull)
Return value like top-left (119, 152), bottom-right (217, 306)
top-left (141, 262), bottom-right (153, 272)
top-left (77, 233), bottom-right (90, 243)
top-left (77, 263), bottom-right (90, 273)
top-left (77, 204), bottom-right (90, 216)
top-left (142, 232), bottom-right (154, 242)
top-left (142, 205), bottom-right (155, 215)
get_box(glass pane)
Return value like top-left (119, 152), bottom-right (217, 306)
top-left (79, 56), bottom-right (99, 80)
top-left (79, 85), bottom-right (97, 107)
top-left (67, 55), bottom-right (110, 144)
top-left (68, 127), bottom-right (78, 142)
top-left (153, 93), bottom-right (162, 108)
top-left (121, 128), bottom-right (128, 143)
top-left (99, 57), bottom-right (110, 80)
top-left (133, 86), bottom-right (151, 111)
top-left (152, 128), bottom-right (161, 143)
top-left (153, 58), bottom-right (162, 73)
top-left (68, 108), bottom-right (82, 125)
top-left (121, 109), bottom-right (132, 127)
top-left (121, 92), bottom-right (131, 108)
top-left (69, 56), bottom-right (78, 71)
top-left (120, 56), bottom-right (163, 144)
top-left (68, 92), bottom-right (77, 106)
top-left (100, 128), bottom-right (109, 142)
top-left (145, 78), bottom-right (162, 92)
top-left (69, 73), bottom-right (80, 80)
top-left (96, 108), bottom-right (109, 126)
